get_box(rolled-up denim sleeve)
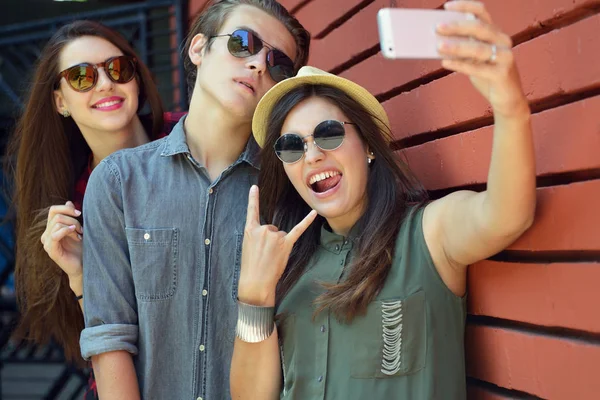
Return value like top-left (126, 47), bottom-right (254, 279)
top-left (80, 159), bottom-right (138, 360)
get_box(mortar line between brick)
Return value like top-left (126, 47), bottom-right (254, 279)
top-left (467, 315), bottom-right (600, 345)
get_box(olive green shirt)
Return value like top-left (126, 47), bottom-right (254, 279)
top-left (277, 206), bottom-right (467, 399)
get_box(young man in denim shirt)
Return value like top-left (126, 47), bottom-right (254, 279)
top-left (80, 1), bottom-right (310, 398)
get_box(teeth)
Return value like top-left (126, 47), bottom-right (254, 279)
top-left (309, 171), bottom-right (340, 185)
top-left (95, 100), bottom-right (121, 108)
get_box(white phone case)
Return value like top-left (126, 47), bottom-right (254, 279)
top-left (377, 8), bottom-right (476, 59)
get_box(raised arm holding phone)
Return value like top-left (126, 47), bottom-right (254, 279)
top-left (231, 1), bottom-right (535, 399)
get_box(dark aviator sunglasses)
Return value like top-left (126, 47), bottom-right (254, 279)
top-left (274, 120), bottom-right (355, 164)
top-left (210, 29), bottom-right (295, 83)
top-left (56, 55), bottom-right (137, 93)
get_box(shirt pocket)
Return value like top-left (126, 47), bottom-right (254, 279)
top-left (351, 290), bottom-right (426, 378)
top-left (231, 233), bottom-right (243, 301)
top-left (125, 227), bottom-right (178, 302)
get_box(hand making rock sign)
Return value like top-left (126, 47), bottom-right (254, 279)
top-left (237, 185), bottom-right (317, 308)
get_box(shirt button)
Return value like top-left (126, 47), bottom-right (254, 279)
top-left (143, 233), bottom-right (150, 240)
top-left (344, 240), bottom-right (348, 245)
top-left (205, 238), bottom-right (211, 245)
top-left (199, 344), bottom-right (205, 352)
top-left (335, 244), bottom-right (340, 251)
top-left (208, 188), bottom-right (213, 194)
top-left (197, 397), bottom-right (203, 400)
top-left (320, 325), bottom-right (326, 333)
top-left (317, 375), bottom-right (323, 382)
top-left (340, 260), bottom-right (344, 266)
top-left (202, 289), bottom-right (208, 296)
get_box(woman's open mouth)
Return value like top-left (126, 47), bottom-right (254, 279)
top-left (308, 170), bottom-right (342, 195)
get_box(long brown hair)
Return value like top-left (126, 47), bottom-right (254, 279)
top-left (183, 0), bottom-right (311, 98)
top-left (6, 20), bottom-right (164, 364)
top-left (259, 85), bottom-right (428, 322)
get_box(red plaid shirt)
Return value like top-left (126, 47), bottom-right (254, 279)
top-left (73, 112), bottom-right (186, 212)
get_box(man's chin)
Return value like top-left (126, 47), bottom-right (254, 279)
top-left (221, 99), bottom-right (256, 120)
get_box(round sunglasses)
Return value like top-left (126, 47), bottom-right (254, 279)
top-left (211, 29), bottom-right (295, 83)
top-left (274, 120), bottom-right (355, 164)
top-left (56, 55), bottom-right (137, 92)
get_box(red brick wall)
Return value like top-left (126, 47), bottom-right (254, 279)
top-left (189, 1), bottom-right (600, 398)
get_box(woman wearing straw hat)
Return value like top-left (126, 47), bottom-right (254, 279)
top-left (231, 1), bottom-right (534, 398)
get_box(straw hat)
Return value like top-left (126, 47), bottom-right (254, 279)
top-left (252, 66), bottom-right (391, 148)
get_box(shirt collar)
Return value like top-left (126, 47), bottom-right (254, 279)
top-left (160, 115), bottom-right (189, 157)
top-left (319, 222), bottom-right (360, 253)
top-left (160, 115), bottom-right (261, 170)
top-left (238, 134), bottom-right (261, 170)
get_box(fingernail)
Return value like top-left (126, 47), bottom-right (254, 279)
top-left (77, 234), bottom-right (83, 240)
top-left (69, 225), bottom-right (76, 230)
top-left (437, 23), bottom-right (448, 31)
top-left (74, 210), bottom-right (82, 216)
top-left (251, 185), bottom-right (257, 192)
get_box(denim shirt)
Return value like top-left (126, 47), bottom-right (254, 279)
top-left (80, 117), bottom-right (259, 400)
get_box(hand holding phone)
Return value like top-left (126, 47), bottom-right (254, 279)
top-left (377, 8), bottom-right (475, 59)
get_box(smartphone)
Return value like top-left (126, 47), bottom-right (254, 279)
top-left (377, 8), bottom-right (476, 59)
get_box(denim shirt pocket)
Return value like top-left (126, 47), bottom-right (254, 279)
top-left (350, 290), bottom-right (426, 378)
top-left (231, 233), bottom-right (243, 301)
top-left (125, 227), bottom-right (178, 302)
